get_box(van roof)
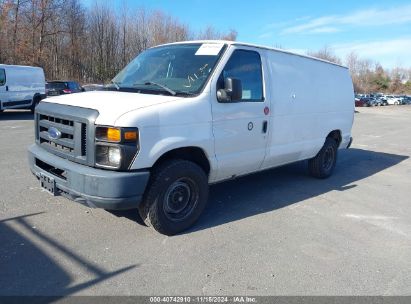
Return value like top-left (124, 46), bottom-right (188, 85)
top-left (0, 64), bottom-right (43, 70)
top-left (154, 40), bottom-right (348, 69)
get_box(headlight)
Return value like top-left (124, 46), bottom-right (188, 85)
top-left (95, 126), bottom-right (139, 170)
top-left (109, 147), bottom-right (121, 164)
top-left (95, 145), bottom-right (122, 169)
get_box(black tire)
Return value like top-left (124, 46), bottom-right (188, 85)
top-left (308, 138), bottom-right (338, 179)
top-left (138, 159), bottom-right (209, 235)
top-left (30, 95), bottom-right (41, 114)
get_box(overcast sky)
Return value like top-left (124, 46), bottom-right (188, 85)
top-left (85, 0), bottom-right (411, 69)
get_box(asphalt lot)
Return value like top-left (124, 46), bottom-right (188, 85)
top-left (1, 106), bottom-right (411, 296)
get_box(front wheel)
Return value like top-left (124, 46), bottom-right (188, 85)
top-left (138, 159), bottom-right (209, 235)
top-left (308, 138), bottom-right (338, 179)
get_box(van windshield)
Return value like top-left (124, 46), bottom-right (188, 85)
top-left (47, 82), bottom-right (67, 90)
top-left (109, 43), bottom-right (226, 96)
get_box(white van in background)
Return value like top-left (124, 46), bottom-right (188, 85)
top-left (0, 64), bottom-right (46, 113)
top-left (28, 41), bottom-right (354, 235)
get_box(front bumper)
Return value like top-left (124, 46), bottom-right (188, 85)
top-left (28, 144), bottom-right (150, 210)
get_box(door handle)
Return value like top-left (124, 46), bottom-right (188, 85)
top-left (6, 86), bottom-right (8, 91)
top-left (262, 120), bottom-right (268, 133)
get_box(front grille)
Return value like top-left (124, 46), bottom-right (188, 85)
top-left (81, 123), bottom-right (87, 156)
top-left (39, 114), bottom-right (75, 154)
top-left (38, 113), bottom-right (87, 158)
top-left (35, 102), bottom-right (99, 166)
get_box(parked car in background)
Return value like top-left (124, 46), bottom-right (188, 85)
top-left (0, 64), bottom-right (46, 113)
top-left (401, 96), bottom-right (411, 105)
top-left (379, 97), bottom-right (388, 106)
top-left (396, 95), bottom-right (407, 105)
top-left (355, 98), bottom-right (365, 107)
top-left (359, 97), bottom-right (376, 107)
top-left (373, 97), bottom-right (388, 106)
top-left (384, 95), bottom-right (401, 105)
top-left (367, 97), bottom-right (382, 107)
top-left (355, 94), bottom-right (387, 106)
top-left (46, 81), bottom-right (84, 96)
top-left (82, 84), bottom-right (104, 91)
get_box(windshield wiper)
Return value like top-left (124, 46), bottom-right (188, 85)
top-left (109, 80), bottom-right (120, 90)
top-left (174, 91), bottom-right (196, 97)
top-left (134, 81), bottom-right (176, 96)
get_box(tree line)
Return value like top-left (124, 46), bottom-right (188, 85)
top-left (0, 0), bottom-right (237, 83)
top-left (307, 47), bottom-right (411, 94)
top-left (1, 1), bottom-right (409, 94)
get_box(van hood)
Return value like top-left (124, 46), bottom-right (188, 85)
top-left (43, 91), bottom-right (183, 125)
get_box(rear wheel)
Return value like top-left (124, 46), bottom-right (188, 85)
top-left (138, 159), bottom-right (209, 235)
top-left (308, 138), bottom-right (338, 179)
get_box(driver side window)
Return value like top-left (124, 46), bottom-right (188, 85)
top-left (217, 50), bottom-right (263, 102)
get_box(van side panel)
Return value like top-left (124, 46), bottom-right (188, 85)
top-left (262, 51), bottom-right (354, 169)
top-left (0, 65), bottom-right (45, 109)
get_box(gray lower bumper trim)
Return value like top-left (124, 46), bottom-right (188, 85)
top-left (28, 144), bottom-right (150, 210)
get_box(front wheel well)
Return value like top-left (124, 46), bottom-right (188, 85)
top-left (326, 130), bottom-right (342, 147)
top-left (152, 147), bottom-right (211, 176)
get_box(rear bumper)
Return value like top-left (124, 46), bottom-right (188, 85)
top-left (28, 144), bottom-right (150, 210)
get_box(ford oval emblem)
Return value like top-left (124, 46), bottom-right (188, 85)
top-left (48, 127), bottom-right (62, 140)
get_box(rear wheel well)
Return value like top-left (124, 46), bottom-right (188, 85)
top-left (153, 147), bottom-right (210, 176)
top-left (327, 130), bottom-right (342, 147)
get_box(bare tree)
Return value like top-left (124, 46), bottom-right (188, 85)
top-left (0, 1), bottom-right (239, 83)
top-left (307, 46), bottom-right (342, 65)
top-left (197, 26), bottom-right (237, 41)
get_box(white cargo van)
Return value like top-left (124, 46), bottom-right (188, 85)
top-left (28, 41), bottom-right (354, 235)
top-left (0, 64), bottom-right (46, 113)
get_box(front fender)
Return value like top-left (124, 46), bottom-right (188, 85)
top-left (129, 126), bottom-right (218, 181)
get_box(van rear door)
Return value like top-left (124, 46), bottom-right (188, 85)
top-left (211, 47), bottom-right (270, 180)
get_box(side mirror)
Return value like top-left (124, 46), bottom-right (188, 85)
top-left (217, 77), bottom-right (242, 102)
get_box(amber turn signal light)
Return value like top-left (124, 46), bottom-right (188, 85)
top-left (106, 127), bottom-right (121, 142)
top-left (124, 131), bottom-right (138, 141)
